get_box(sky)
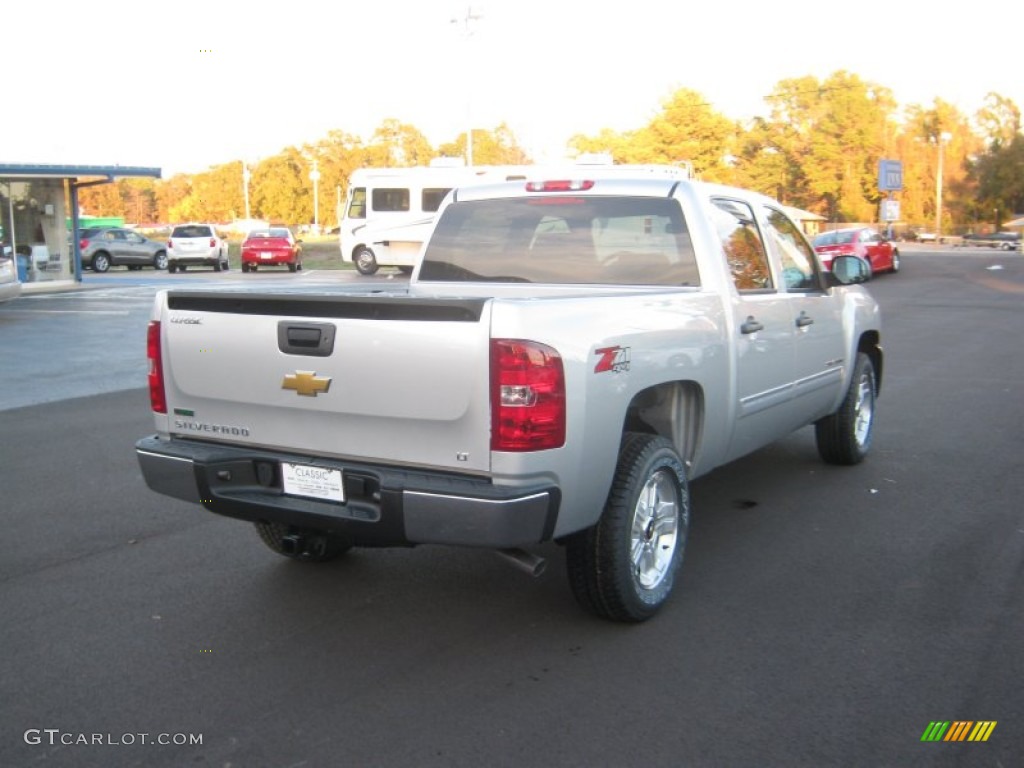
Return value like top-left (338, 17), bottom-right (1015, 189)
top-left (3, 0), bottom-right (1022, 177)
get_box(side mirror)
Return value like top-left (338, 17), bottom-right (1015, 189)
top-left (829, 255), bottom-right (870, 285)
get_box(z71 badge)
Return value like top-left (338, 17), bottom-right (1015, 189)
top-left (594, 346), bottom-right (631, 373)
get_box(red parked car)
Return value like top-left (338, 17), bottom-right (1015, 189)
top-left (812, 227), bottom-right (900, 276)
top-left (240, 228), bottom-right (302, 272)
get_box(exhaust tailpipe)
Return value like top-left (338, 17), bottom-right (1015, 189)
top-left (495, 548), bottom-right (547, 577)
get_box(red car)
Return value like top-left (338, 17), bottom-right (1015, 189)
top-left (240, 228), bottom-right (302, 272)
top-left (812, 227), bottom-right (900, 276)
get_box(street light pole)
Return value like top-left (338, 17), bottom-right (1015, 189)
top-left (310, 160), bottom-right (320, 234)
top-left (935, 132), bottom-right (952, 240)
top-left (242, 163), bottom-right (251, 221)
top-left (451, 7), bottom-right (482, 167)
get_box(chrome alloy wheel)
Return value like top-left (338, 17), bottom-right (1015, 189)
top-left (853, 370), bottom-right (875, 448)
top-left (630, 469), bottom-right (681, 591)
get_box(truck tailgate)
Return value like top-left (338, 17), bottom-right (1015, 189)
top-left (158, 292), bottom-right (493, 473)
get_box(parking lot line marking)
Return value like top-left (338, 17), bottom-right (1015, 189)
top-left (4, 309), bottom-right (131, 315)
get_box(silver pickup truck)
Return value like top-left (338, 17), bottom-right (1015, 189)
top-left (136, 170), bottom-right (882, 622)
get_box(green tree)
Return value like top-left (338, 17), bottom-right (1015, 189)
top-left (972, 134), bottom-right (1024, 229)
top-left (975, 92), bottom-right (1021, 150)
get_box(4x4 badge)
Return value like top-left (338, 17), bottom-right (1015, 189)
top-left (282, 371), bottom-right (332, 397)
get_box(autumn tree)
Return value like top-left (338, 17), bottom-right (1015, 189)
top-left (436, 123), bottom-right (532, 165)
top-left (303, 130), bottom-right (368, 227)
top-left (250, 147), bottom-right (310, 225)
top-left (755, 72), bottom-right (898, 223)
top-left (568, 88), bottom-right (735, 181)
top-left (897, 100), bottom-right (979, 233)
top-left (731, 116), bottom-right (806, 205)
top-left (118, 178), bottom-right (158, 223)
top-left (361, 119), bottom-right (435, 167)
top-left (77, 183), bottom-right (123, 218)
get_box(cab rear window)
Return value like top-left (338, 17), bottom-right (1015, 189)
top-left (419, 197), bottom-right (700, 286)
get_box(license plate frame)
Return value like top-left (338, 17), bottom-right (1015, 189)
top-left (281, 462), bottom-right (345, 503)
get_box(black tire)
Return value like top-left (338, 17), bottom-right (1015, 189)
top-left (221, 257), bottom-right (229, 270)
top-left (815, 352), bottom-right (876, 465)
top-left (565, 433), bottom-right (690, 622)
top-left (179, 265), bottom-right (188, 272)
top-left (213, 260), bottom-right (222, 272)
top-left (168, 263), bottom-right (177, 274)
top-left (287, 262), bottom-right (297, 273)
top-left (92, 252), bottom-right (110, 273)
top-left (153, 251), bottom-right (168, 270)
top-left (890, 249), bottom-right (900, 273)
top-left (354, 247), bottom-right (379, 275)
top-left (254, 521), bottom-right (351, 562)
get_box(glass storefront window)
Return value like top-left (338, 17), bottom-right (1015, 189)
top-left (0, 179), bottom-right (71, 282)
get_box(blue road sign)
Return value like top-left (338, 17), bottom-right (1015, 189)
top-left (879, 159), bottom-right (903, 191)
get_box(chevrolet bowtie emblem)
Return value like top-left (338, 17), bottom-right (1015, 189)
top-left (282, 371), bottom-right (332, 397)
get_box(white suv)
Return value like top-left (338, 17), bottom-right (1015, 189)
top-left (167, 224), bottom-right (229, 273)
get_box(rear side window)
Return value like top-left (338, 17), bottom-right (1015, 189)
top-left (371, 188), bottom-right (410, 212)
top-left (419, 196), bottom-right (699, 286)
top-left (710, 198), bottom-right (773, 291)
top-left (422, 187), bottom-right (452, 213)
top-left (172, 225), bottom-right (213, 238)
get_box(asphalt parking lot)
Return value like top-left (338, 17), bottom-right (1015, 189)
top-left (1, 246), bottom-right (1021, 767)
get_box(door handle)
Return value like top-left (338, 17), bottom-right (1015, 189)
top-left (740, 316), bottom-right (764, 334)
top-left (796, 311), bottom-right (814, 328)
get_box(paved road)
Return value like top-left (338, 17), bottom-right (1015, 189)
top-left (0, 268), bottom-right (408, 411)
top-left (1, 249), bottom-right (1022, 767)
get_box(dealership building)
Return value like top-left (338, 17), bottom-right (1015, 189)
top-left (0, 164), bottom-right (161, 285)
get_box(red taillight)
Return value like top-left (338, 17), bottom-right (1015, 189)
top-left (490, 339), bottom-right (565, 452)
top-left (167, 239), bottom-right (173, 249)
top-left (525, 180), bottom-right (595, 192)
top-left (147, 321), bottom-right (167, 414)
top-left (79, 238), bottom-right (89, 249)
top-left (209, 238), bottom-right (217, 247)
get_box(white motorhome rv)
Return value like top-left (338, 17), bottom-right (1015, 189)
top-left (339, 162), bottom-right (530, 275)
top-left (338, 159), bottom-right (694, 275)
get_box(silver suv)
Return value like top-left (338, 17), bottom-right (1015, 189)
top-left (167, 224), bottom-right (229, 273)
top-left (79, 227), bottom-right (168, 272)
